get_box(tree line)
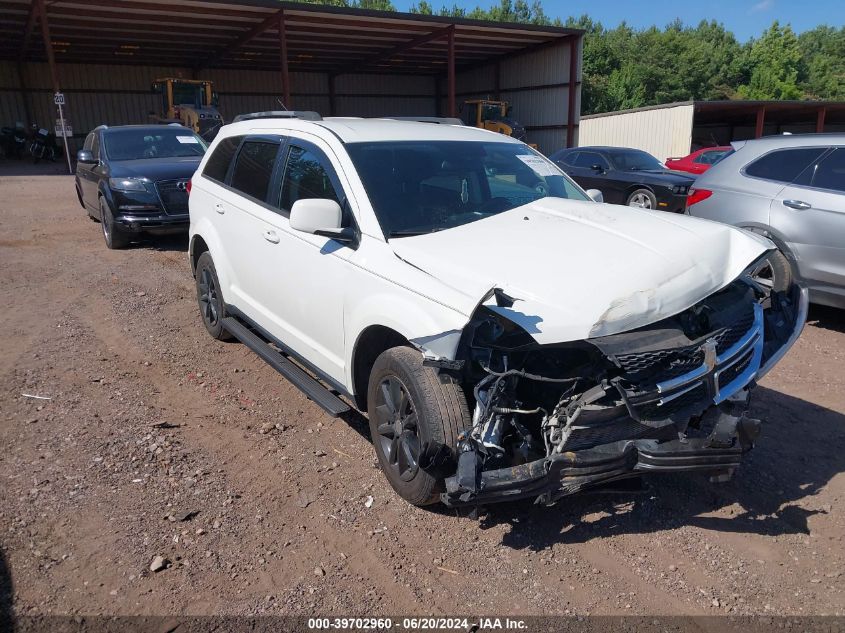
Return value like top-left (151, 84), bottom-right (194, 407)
top-left (294, 0), bottom-right (845, 115)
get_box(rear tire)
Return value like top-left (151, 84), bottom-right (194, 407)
top-left (626, 188), bottom-right (657, 209)
top-left (367, 346), bottom-right (470, 506)
top-left (100, 197), bottom-right (129, 249)
top-left (195, 251), bottom-right (232, 341)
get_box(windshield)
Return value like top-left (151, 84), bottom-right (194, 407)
top-left (172, 82), bottom-right (208, 107)
top-left (104, 129), bottom-right (207, 161)
top-left (610, 149), bottom-right (664, 171)
top-left (347, 141), bottom-right (589, 238)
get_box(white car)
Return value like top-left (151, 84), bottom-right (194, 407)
top-left (188, 113), bottom-right (807, 508)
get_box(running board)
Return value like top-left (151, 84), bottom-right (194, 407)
top-left (221, 317), bottom-right (350, 417)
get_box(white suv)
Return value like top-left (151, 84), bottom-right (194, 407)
top-left (189, 113), bottom-right (807, 508)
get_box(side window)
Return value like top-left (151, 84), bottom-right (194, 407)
top-left (808, 148), bottom-right (845, 193)
top-left (574, 151), bottom-right (609, 169)
top-left (278, 145), bottom-right (340, 214)
top-left (744, 148), bottom-right (827, 184)
top-left (557, 151), bottom-right (578, 166)
top-left (203, 135), bottom-right (244, 184)
top-left (229, 140), bottom-right (279, 202)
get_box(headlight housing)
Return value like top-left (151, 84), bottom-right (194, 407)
top-left (109, 177), bottom-right (150, 192)
top-left (671, 184), bottom-right (689, 195)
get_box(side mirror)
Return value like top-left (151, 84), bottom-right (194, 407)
top-left (290, 198), bottom-right (358, 246)
top-left (586, 189), bottom-right (604, 203)
top-left (76, 150), bottom-right (96, 164)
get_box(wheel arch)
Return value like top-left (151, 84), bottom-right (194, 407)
top-left (190, 234), bottom-right (210, 277)
top-left (737, 222), bottom-right (802, 281)
top-left (350, 324), bottom-right (411, 410)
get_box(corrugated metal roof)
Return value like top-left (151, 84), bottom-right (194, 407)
top-left (1, 0), bottom-right (582, 75)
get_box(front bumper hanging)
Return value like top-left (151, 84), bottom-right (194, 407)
top-left (442, 394), bottom-right (761, 507)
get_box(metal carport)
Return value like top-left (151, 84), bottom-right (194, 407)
top-left (0, 0), bottom-right (583, 154)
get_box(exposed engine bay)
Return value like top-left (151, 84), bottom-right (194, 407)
top-left (437, 258), bottom-right (808, 506)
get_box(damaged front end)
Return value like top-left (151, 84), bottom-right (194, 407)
top-left (439, 259), bottom-right (808, 507)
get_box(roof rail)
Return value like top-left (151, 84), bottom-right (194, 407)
top-left (382, 116), bottom-right (463, 125)
top-left (233, 111), bottom-right (322, 122)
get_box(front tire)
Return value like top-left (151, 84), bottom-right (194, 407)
top-left (367, 347), bottom-right (470, 506)
top-left (751, 248), bottom-right (793, 294)
top-left (195, 251), bottom-right (232, 341)
top-left (626, 188), bottom-right (657, 209)
top-left (100, 197), bottom-right (129, 249)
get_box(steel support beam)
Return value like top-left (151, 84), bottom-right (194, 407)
top-left (328, 73), bottom-right (336, 116)
top-left (447, 26), bottom-right (456, 118)
top-left (199, 11), bottom-right (281, 71)
top-left (334, 25), bottom-right (454, 76)
top-left (816, 106), bottom-right (826, 133)
top-left (755, 106), bottom-right (766, 138)
top-left (36, 0), bottom-right (60, 94)
top-left (19, 1), bottom-right (39, 64)
top-left (566, 34), bottom-right (580, 148)
top-left (278, 11), bottom-right (291, 108)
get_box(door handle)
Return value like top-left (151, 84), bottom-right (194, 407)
top-left (214, 203), bottom-right (225, 214)
top-left (262, 230), bottom-right (280, 244)
top-left (783, 199), bottom-right (811, 210)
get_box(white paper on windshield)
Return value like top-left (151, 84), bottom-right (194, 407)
top-left (516, 154), bottom-right (557, 177)
top-left (176, 136), bottom-right (199, 144)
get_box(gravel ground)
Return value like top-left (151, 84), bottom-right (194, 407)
top-left (1, 169), bottom-right (844, 619)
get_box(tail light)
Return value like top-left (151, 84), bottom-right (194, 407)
top-left (186, 179), bottom-right (192, 195)
top-left (686, 187), bottom-right (712, 207)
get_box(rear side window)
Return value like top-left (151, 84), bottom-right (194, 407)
top-left (573, 151), bottom-right (609, 169)
top-left (230, 140), bottom-right (280, 202)
top-left (203, 135), bottom-right (243, 183)
top-left (554, 151), bottom-right (578, 166)
top-left (744, 147), bottom-right (827, 184)
top-left (278, 145), bottom-right (340, 213)
top-left (695, 149), bottom-right (729, 165)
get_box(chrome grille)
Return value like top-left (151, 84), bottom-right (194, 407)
top-left (625, 304), bottom-right (764, 421)
top-left (155, 179), bottom-right (189, 215)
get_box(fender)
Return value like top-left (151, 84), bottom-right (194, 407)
top-left (344, 289), bottom-right (470, 393)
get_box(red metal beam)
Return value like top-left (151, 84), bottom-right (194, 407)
top-left (198, 11), bottom-right (282, 71)
top-left (447, 26), bottom-right (455, 118)
top-left (36, 0), bottom-right (60, 93)
top-left (334, 25), bottom-right (454, 75)
top-left (278, 11), bottom-right (291, 108)
top-left (755, 106), bottom-right (766, 138)
top-left (18, 0), bottom-right (39, 63)
top-left (566, 34), bottom-right (580, 147)
top-left (816, 106), bottom-right (826, 133)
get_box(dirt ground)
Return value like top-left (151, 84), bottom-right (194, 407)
top-left (1, 167), bottom-right (844, 620)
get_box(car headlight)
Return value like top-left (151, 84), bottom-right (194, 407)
top-left (109, 177), bottom-right (149, 192)
top-left (671, 185), bottom-right (689, 195)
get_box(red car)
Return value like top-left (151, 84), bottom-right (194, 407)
top-left (665, 146), bottom-right (732, 175)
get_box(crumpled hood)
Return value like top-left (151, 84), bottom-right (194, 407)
top-left (389, 198), bottom-right (772, 344)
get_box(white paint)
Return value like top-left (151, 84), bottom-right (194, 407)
top-left (191, 118), bottom-right (770, 399)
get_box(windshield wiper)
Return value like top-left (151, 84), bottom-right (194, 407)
top-left (389, 227), bottom-right (448, 238)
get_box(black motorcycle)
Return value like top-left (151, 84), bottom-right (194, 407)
top-left (28, 126), bottom-right (58, 163)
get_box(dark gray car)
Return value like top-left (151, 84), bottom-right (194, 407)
top-left (686, 134), bottom-right (845, 309)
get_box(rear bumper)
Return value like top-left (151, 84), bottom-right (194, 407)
top-left (656, 191), bottom-right (689, 213)
top-left (442, 397), bottom-right (760, 507)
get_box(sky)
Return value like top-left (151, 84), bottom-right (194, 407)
top-left (391, 0), bottom-right (845, 40)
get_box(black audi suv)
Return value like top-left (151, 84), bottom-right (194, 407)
top-left (75, 124), bottom-right (206, 249)
top-left (549, 146), bottom-right (695, 213)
